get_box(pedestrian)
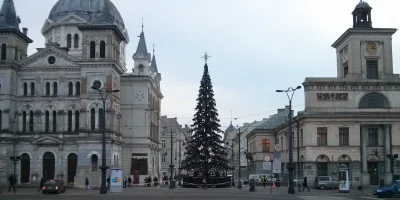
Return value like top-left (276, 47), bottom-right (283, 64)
top-left (124, 177), bottom-right (127, 188)
top-left (262, 175), bottom-right (267, 188)
top-left (107, 177), bottom-right (110, 190)
top-left (8, 174), bottom-right (16, 192)
top-left (83, 177), bottom-right (90, 191)
top-left (38, 177), bottom-right (45, 192)
top-left (128, 176), bottom-right (132, 188)
top-left (302, 177), bottom-right (310, 192)
top-left (153, 176), bottom-right (158, 187)
top-left (202, 177), bottom-right (207, 190)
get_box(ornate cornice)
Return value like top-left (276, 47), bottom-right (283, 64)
top-left (332, 28), bottom-right (397, 48)
top-left (303, 80), bottom-right (400, 91)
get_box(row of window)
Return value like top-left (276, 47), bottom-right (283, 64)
top-left (66, 34), bottom-right (79, 49)
top-left (14, 108), bottom-right (105, 133)
top-left (21, 81), bottom-right (81, 96)
top-left (1, 43), bottom-right (24, 61)
top-left (343, 60), bottom-right (378, 79)
top-left (89, 41), bottom-right (106, 59)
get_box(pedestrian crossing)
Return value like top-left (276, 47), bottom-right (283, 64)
top-left (297, 196), bottom-right (355, 200)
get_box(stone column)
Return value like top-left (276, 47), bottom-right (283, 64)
top-left (361, 125), bottom-right (370, 186)
top-left (384, 125), bottom-right (392, 185)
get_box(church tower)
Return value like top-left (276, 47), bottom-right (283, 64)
top-left (132, 26), bottom-right (151, 76)
top-left (332, 0), bottom-right (398, 81)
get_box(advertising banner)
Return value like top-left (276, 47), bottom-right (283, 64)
top-left (109, 168), bottom-right (123, 193)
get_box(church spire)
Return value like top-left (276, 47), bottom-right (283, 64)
top-left (151, 43), bottom-right (158, 73)
top-left (135, 19), bottom-right (149, 56)
top-left (0, 0), bottom-right (21, 30)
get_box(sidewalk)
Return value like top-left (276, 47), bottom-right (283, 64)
top-left (246, 185), bottom-right (375, 196)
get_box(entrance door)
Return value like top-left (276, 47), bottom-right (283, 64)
top-left (20, 153), bottom-right (30, 183)
top-left (133, 170), bottom-right (139, 184)
top-left (43, 152), bottom-right (55, 181)
top-left (67, 153), bottom-right (78, 184)
top-left (368, 162), bottom-right (379, 185)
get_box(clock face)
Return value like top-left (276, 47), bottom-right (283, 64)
top-left (366, 42), bottom-right (377, 54)
top-left (342, 48), bottom-right (348, 62)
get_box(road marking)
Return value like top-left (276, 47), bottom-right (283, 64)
top-left (359, 196), bottom-right (382, 200)
top-left (297, 196), bottom-right (354, 200)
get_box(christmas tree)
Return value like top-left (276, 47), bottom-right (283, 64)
top-left (181, 59), bottom-right (230, 178)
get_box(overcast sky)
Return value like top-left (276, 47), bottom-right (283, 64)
top-left (12, 0), bottom-right (400, 130)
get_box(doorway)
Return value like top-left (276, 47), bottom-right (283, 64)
top-left (20, 153), bottom-right (30, 183)
top-left (43, 152), bottom-right (55, 181)
top-left (67, 153), bottom-right (78, 184)
top-left (368, 162), bottom-right (379, 185)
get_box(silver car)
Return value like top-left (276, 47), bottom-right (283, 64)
top-left (314, 176), bottom-right (339, 190)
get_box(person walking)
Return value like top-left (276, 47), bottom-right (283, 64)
top-left (262, 175), bottom-right (267, 188)
top-left (128, 176), bottom-right (132, 188)
top-left (302, 176), bottom-right (310, 192)
top-left (8, 174), bottom-right (16, 192)
top-left (202, 177), bottom-right (207, 190)
top-left (38, 177), bottom-right (45, 192)
top-left (83, 177), bottom-right (90, 191)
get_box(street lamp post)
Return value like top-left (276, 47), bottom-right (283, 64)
top-left (276, 85), bottom-right (302, 194)
top-left (237, 128), bottom-right (242, 189)
top-left (387, 154), bottom-right (398, 182)
top-left (91, 86), bottom-right (120, 194)
top-left (169, 129), bottom-right (175, 189)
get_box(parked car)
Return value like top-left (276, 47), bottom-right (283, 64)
top-left (314, 176), bottom-right (339, 190)
top-left (42, 180), bottom-right (66, 194)
top-left (373, 180), bottom-right (400, 198)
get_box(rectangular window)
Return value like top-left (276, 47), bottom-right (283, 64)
top-left (317, 127), bottom-right (327, 146)
top-left (366, 60), bottom-right (378, 79)
top-left (343, 65), bottom-right (348, 78)
top-left (317, 163), bottom-right (328, 176)
top-left (162, 154), bottom-right (166, 163)
top-left (281, 136), bottom-right (283, 151)
top-left (162, 140), bottom-right (166, 148)
top-left (261, 139), bottom-right (270, 152)
top-left (368, 128), bottom-right (378, 146)
top-left (339, 127), bottom-right (349, 146)
top-left (300, 129), bottom-right (303, 147)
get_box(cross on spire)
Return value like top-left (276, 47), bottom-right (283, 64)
top-left (141, 18), bottom-right (144, 32)
top-left (201, 51), bottom-right (211, 63)
top-left (153, 43), bottom-right (155, 55)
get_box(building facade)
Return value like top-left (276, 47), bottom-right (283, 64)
top-left (246, 1), bottom-right (400, 187)
top-left (159, 116), bottom-right (188, 178)
top-left (0, 0), bottom-right (162, 187)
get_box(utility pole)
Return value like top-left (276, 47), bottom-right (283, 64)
top-left (237, 128), bottom-right (242, 189)
top-left (276, 86), bottom-right (302, 194)
top-left (169, 129), bottom-right (174, 189)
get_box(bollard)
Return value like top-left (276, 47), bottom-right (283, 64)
top-left (298, 183), bottom-right (301, 192)
top-left (270, 183), bottom-right (272, 194)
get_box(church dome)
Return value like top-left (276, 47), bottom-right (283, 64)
top-left (48, 0), bottom-right (125, 30)
top-left (355, 1), bottom-right (371, 9)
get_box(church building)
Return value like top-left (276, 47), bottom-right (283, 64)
top-left (0, 0), bottom-right (162, 187)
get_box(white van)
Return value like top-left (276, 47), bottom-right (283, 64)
top-left (249, 174), bottom-right (277, 183)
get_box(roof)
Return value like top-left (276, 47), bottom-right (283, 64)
top-left (0, 0), bottom-right (20, 29)
top-left (151, 54), bottom-right (158, 73)
top-left (48, 0), bottom-right (128, 39)
top-left (136, 31), bottom-right (148, 55)
top-left (355, 1), bottom-right (371, 9)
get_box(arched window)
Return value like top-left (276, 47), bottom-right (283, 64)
top-left (90, 108), bottom-right (95, 130)
top-left (74, 34), bottom-right (79, 48)
top-left (1, 43), bottom-right (6, 60)
top-left (30, 82), bottom-right (35, 96)
top-left (45, 111), bottom-right (50, 132)
top-left (53, 111), bottom-right (57, 132)
top-left (99, 108), bottom-right (104, 130)
top-left (67, 110), bottom-right (73, 132)
top-left (45, 82), bottom-right (50, 96)
top-left (359, 92), bottom-right (390, 108)
top-left (91, 154), bottom-right (98, 171)
top-left (75, 111), bottom-right (80, 132)
top-left (68, 82), bottom-right (73, 96)
top-left (53, 82), bottom-right (58, 96)
top-left (90, 41), bottom-right (95, 58)
top-left (29, 111), bottom-right (34, 132)
top-left (76, 82), bottom-right (81, 95)
top-left (67, 34), bottom-right (72, 48)
top-left (23, 82), bottom-right (28, 96)
top-left (22, 111), bottom-right (27, 132)
top-left (100, 41), bottom-right (105, 58)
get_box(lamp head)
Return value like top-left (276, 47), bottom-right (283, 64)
top-left (394, 154), bottom-right (399, 159)
top-left (91, 86), bottom-right (98, 90)
top-left (276, 90), bottom-right (284, 92)
top-left (296, 86), bottom-right (302, 89)
top-left (112, 89), bottom-right (120, 93)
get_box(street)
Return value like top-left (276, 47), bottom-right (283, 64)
top-left (0, 186), bottom-right (389, 200)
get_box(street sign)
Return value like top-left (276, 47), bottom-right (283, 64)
top-left (263, 162), bottom-right (271, 170)
top-left (264, 155), bottom-right (270, 162)
top-left (272, 160), bottom-right (281, 173)
top-left (274, 151), bottom-right (281, 160)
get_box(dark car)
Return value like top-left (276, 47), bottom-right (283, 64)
top-left (373, 180), bottom-right (400, 198)
top-left (42, 180), bottom-right (66, 194)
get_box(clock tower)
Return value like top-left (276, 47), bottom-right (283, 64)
top-left (331, 1), bottom-right (398, 81)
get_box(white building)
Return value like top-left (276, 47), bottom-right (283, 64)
top-left (0, 0), bottom-right (162, 187)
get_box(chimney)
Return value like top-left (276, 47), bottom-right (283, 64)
top-left (22, 28), bottom-right (28, 35)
